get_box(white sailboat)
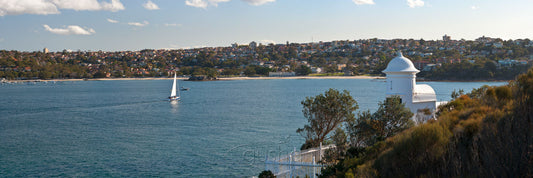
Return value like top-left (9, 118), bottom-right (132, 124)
top-left (168, 73), bottom-right (180, 101)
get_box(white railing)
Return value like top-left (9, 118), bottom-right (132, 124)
top-left (264, 143), bottom-right (336, 178)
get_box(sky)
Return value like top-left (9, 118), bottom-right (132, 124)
top-left (0, 0), bottom-right (533, 52)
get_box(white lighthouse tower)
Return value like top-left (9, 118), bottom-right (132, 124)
top-left (383, 51), bottom-right (437, 122)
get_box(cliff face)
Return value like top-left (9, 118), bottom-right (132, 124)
top-left (437, 70), bottom-right (533, 177)
top-left (338, 70), bottom-right (533, 177)
top-left (374, 70), bottom-right (533, 177)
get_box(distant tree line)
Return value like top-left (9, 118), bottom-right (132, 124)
top-left (419, 60), bottom-right (531, 81)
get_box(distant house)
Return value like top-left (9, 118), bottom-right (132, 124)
top-left (518, 60), bottom-right (529, 65)
top-left (414, 61), bottom-right (430, 70)
top-left (493, 42), bottom-right (503, 48)
top-left (311, 67), bottom-right (322, 74)
top-left (269, 72), bottom-right (295, 77)
top-left (498, 59), bottom-right (516, 68)
top-left (250, 60), bottom-right (264, 66)
top-left (422, 64), bottom-right (437, 71)
top-left (337, 64), bottom-right (346, 70)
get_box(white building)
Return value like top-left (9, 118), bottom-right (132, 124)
top-left (383, 51), bottom-right (437, 123)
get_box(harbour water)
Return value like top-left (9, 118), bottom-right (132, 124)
top-left (0, 79), bottom-right (506, 177)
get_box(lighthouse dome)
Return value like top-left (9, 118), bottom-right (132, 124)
top-left (383, 51), bottom-right (420, 73)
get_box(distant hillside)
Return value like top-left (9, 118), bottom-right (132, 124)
top-left (418, 60), bottom-right (530, 81)
top-left (324, 68), bottom-right (533, 177)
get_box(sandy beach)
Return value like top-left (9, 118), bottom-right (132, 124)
top-left (4, 76), bottom-right (385, 83)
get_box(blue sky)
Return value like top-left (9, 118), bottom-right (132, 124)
top-left (0, 0), bottom-right (532, 52)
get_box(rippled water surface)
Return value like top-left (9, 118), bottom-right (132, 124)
top-left (0, 79), bottom-right (506, 177)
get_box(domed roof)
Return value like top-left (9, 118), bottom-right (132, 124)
top-left (383, 51), bottom-right (420, 73)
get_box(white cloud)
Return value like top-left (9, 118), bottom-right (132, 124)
top-left (143, 0), bottom-right (159, 10)
top-left (185, 0), bottom-right (273, 8)
top-left (0, 0), bottom-right (124, 16)
top-left (0, 0), bottom-right (60, 16)
top-left (471, 6), bottom-right (479, 10)
top-left (43, 24), bottom-right (95, 35)
top-left (107, 18), bottom-right (118, 23)
top-left (352, 0), bottom-right (374, 5)
top-left (128, 21), bottom-right (149, 27)
top-left (407, 0), bottom-right (424, 8)
top-left (51, 0), bottom-right (124, 12)
top-left (259, 40), bottom-right (275, 45)
top-left (209, 0), bottom-right (231, 7)
top-left (51, 0), bottom-right (101, 11)
top-left (164, 23), bottom-right (182, 27)
top-left (241, 0), bottom-right (274, 6)
top-left (99, 0), bottom-right (125, 11)
top-left (185, 0), bottom-right (208, 8)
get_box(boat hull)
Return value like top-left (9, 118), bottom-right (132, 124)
top-left (168, 96), bottom-right (180, 101)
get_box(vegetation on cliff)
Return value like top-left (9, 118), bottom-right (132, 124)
top-left (320, 68), bottom-right (533, 177)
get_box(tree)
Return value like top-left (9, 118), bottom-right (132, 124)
top-left (324, 65), bottom-right (337, 73)
top-left (348, 96), bottom-right (414, 146)
top-left (93, 71), bottom-right (107, 78)
top-left (322, 128), bottom-right (348, 163)
top-left (346, 110), bottom-right (374, 148)
top-left (255, 66), bottom-right (272, 76)
top-left (295, 65), bottom-right (312, 76)
top-left (451, 89), bottom-right (464, 99)
top-left (370, 96), bottom-right (414, 140)
top-left (297, 89), bottom-right (358, 150)
top-left (258, 170), bottom-right (275, 178)
top-left (243, 66), bottom-right (257, 76)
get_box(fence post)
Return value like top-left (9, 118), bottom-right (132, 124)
top-left (289, 154), bottom-right (293, 178)
top-left (265, 154), bottom-right (268, 171)
top-left (313, 156), bottom-right (316, 178)
top-left (319, 142), bottom-right (322, 162)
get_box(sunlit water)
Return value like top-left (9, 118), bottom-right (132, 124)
top-left (0, 79), bottom-right (506, 177)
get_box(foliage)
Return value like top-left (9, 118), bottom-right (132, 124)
top-left (258, 170), bottom-right (276, 178)
top-left (374, 123), bottom-right (452, 177)
top-left (319, 96), bottom-right (414, 177)
top-left (243, 65), bottom-right (272, 76)
top-left (347, 96), bottom-right (414, 147)
top-left (295, 65), bottom-right (312, 76)
top-left (370, 96), bottom-right (415, 139)
top-left (297, 88), bottom-right (358, 150)
top-left (450, 89), bottom-right (464, 99)
top-left (320, 67), bottom-right (533, 177)
top-left (419, 60), bottom-right (530, 81)
top-left (322, 128), bottom-right (348, 164)
top-left (3, 37), bottom-right (533, 80)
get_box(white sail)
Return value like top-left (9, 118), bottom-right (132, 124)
top-left (170, 73), bottom-right (177, 97)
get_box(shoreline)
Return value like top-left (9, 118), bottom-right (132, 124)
top-left (2, 76), bottom-right (511, 83)
top-left (4, 76), bottom-right (385, 82)
top-left (417, 79), bottom-right (511, 83)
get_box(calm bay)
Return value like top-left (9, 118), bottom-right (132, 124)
top-left (0, 79), bottom-right (506, 177)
